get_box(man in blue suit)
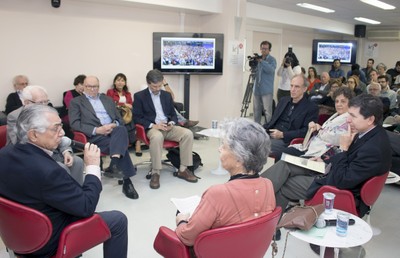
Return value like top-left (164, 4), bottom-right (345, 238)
top-left (133, 69), bottom-right (197, 189)
top-left (0, 105), bottom-right (128, 257)
top-left (264, 74), bottom-right (318, 159)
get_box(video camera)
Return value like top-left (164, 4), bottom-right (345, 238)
top-left (247, 53), bottom-right (261, 69)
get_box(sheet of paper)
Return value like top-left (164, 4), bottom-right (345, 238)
top-left (281, 153), bottom-right (325, 174)
top-left (170, 195), bottom-right (201, 217)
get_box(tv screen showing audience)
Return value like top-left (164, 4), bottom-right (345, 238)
top-left (312, 39), bottom-right (357, 65)
top-left (153, 32), bottom-right (224, 75)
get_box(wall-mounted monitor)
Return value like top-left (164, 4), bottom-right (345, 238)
top-left (153, 32), bottom-right (224, 75)
top-left (312, 39), bottom-right (357, 65)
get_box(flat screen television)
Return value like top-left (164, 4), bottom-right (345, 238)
top-left (153, 32), bottom-right (224, 75)
top-left (312, 39), bottom-right (357, 65)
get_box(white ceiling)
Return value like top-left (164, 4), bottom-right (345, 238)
top-left (248, 0), bottom-right (400, 31)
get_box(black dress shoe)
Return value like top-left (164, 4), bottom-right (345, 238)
top-left (274, 229), bottom-right (281, 241)
top-left (103, 164), bottom-right (123, 178)
top-left (122, 180), bottom-right (139, 199)
top-left (135, 151), bottom-right (143, 157)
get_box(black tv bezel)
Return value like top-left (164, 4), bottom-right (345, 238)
top-left (153, 32), bottom-right (224, 75)
top-left (312, 39), bottom-right (357, 65)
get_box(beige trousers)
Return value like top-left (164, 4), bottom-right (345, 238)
top-left (147, 126), bottom-right (193, 171)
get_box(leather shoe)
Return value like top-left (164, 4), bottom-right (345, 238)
top-left (103, 164), bottom-right (123, 178)
top-left (183, 120), bottom-right (199, 128)
top-left (122, 179), bottom-right (139, 199)
top-left (135, 151), bottom-right (143, 157)
top-left (177, 168), bottom-right (198, 183)
top-left (150, 174), bottom-right (160, 189)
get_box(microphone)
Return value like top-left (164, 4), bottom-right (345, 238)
top-left (315, 218), bottom-right (355, 228)
top-left (70, 140), bottom-right (85, 150)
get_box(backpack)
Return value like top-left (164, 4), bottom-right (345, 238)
top-left (166, 147), bottom-right (203, 172)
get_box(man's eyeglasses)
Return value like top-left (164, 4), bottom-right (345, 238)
top-left (28, 99), bottom-right (50, 105)
top-left (47, 123), bottom-right (64, 133)
top-left (85, 85), bottom-right (99, 89)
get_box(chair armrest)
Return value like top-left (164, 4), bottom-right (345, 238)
top-left (153, 226), bottom-right (190, 258)
top-left (55, 214), bottom-right (111, 258)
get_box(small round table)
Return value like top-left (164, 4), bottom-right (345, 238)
top-left (290, 209), bottom-right (373, 258)
top-left (196, 128), bottom-right (228, 175)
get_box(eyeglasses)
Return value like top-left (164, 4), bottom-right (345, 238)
top-left (85, 85), bottom-right (99, 89)
top-left (28, 99), bottom-right (50, 105)
top-left (47, 123), bottom-right (64, 133)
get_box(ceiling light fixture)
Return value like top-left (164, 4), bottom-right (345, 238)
top-left (296, 3), bottom-right (335, 13)
top-left (354, 17), bottom-right (381, 24)
top-left (360, 0), bottom-right (396, 10)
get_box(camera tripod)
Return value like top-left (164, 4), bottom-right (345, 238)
top-left (240, 68), bottom-right (257, 117)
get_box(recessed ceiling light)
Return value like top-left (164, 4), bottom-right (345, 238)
top-left (354, 17), bottom-right (381, 24)
top-left (296, 3), bottom-right (335, 13)
top-left (360, 0), bottom-right (396, 10)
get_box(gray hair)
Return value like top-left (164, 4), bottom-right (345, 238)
top-left (220, 118), bottom-right (271, 174)
top-left (146, 69), bottom-right (164, 84)
top-left (13, 75), bottom-right (29, 85)
top-left (21, 85), bottom-right (48, 102)
top-left (16, 105), bottom-right (58, 144)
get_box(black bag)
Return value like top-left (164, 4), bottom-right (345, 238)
top-left (166, 147), bottom-right (203, 172)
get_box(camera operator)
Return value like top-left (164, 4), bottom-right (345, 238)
top-left (277, 46), bottom-right (302, 101)
top-left (252, 40), bottom-right (277, 124)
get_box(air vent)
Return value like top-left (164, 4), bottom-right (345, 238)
top-left (367, 30), bottom-right (400, 40)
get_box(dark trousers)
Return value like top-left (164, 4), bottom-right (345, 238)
top-left (90, 126), bottom-right (136, 177)
top-left (98, 211), bottom-right (128, 258)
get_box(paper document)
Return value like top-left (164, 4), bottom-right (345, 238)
top-left (170, 195), bottom-right (201, 217)
top-left (281, 153), bottom-right (325, 174)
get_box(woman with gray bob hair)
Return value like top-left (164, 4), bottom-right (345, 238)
top-left (16, 105), bottom-right (58, 144)
top-left (175, 117), bottom-right (275, 247)
top-left (219, 117), bottom-right (271, 174)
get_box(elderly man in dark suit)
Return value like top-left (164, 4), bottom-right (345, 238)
top-left (5, 75), bottom-right (29, 114)
top-left (264, 74), bottom-right (318, 160)
top-left (133, 69), bottom-right (197, 189)
top-left (0, 104), bottom-right (128, 257)
top-left (69, 76), bottom-right (138, 199)
top-left (262, 94), bottom-right (391, 219)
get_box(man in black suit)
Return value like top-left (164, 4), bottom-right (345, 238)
top-left (0, 104), bottom-right (128, 257)
top-left (309, 72), bottom-right (331, 104)
top-left (5, 75), bottom-right (29, 114)
top-left (262, 94), bottom-right (391, 217)
top-left (264, 74), bottom-right (318, 159)
top-left (133, 69), bottom-right (197, 189)
top-left (69, 76), bottom-right (138, 199)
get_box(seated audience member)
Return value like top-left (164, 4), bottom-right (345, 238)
top-left (309, 72), bottom-right (331, 103)
top-left (346, 75), bottom-right (364, 96)
top-left (5, 75), bottom-right (29, 115)
top-left (283, 87), bottom-right (354, 158)
top-left (133, 69), bottom-right (198, 189)
top-left (362, 58), bottom-right (375, 84)
top-left (376, 63), bottom-right (392, 87)
top-left (261, 94), bottom-right (391, 220)
top-left (378, 75), bottom-right (397, 111)
top-left (368, 69), bottom-right (379, 85)
top-left (106, 73), bottom-right (142, 156)
top-left (7, 85), bottom-right (84, 185)
top-left (386, 130), bottom-right (400, 176)
top-left (387, 61), bottom-right (400, 87)
top-left (351, 69), bottom-right (367, 93)
top-left (161, 79), bottom-right (199, 128)
top-left (328, 59), bottom-right (345, 80)
top-left (263, 75), bottom-right (318, 159)
top-left (346, 63), bottom-right (367, 84)
top-left (306, 66), bottom-right (320, 93)
top-left (0, 105), bottom-right (128, 258)
top-left (368, 82), bottom-right (390, 118)
top-left (175, 118), bottom-right (275, 246)
top-left (318, 78), bottom-right (342, 116)
top-left (61, 74), bottom-right (86, 138)
top-left (69, 76), bottom-right (138, 199)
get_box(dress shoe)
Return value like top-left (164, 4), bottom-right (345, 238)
top-left (103, 164), bottom-right (123, 178)
top-left (274, 229), bottom-right (281, 241)
top-left (177, 168), bottom-right (198, 183)
top-left (135, 151), bottom-right (143, 157)
top-left (122, 179), bottom-right (139, 199)
top-left (183, 120), bottom-right (199, 128)
top-left (150, 173), bottom-right (160, 189)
